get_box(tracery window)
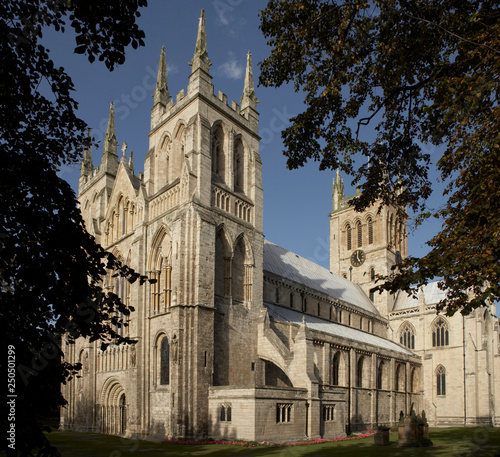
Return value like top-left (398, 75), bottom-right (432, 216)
top-left (399, 322), bottom-right (415, 349)
top-left (432, 318), bottom-right (449, 347)
top-left (436, 365), bottom-right (446, 395)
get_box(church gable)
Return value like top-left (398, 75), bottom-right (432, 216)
top-left (102, 160), bottom-right (140, 246)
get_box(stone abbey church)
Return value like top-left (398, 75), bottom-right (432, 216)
top-left (61, 11), bottom-right (500, 441)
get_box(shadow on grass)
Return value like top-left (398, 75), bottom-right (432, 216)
top-left (44, 428), bottom-right (500, 457)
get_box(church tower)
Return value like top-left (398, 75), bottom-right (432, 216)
top-left (329, 170), bottom-right (408, 317)
top-left (141, 9), bottom-right (263, 437)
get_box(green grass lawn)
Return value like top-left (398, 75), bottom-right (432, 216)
top-left (41, 427), bottom-right (500, 457)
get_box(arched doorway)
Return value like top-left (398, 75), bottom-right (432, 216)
top-left (99, 378), bottom-right (127, 435)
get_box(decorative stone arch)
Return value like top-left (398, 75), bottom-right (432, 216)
top-left (215, 225), bottom-right (234, 298)
top-left (149, 225), bottom-right (173, 314)
top-left (398, 321), bottom-right (416, 349)
top-left (99, 377), bottom-right (127, 435)
top-left (232, 233), bottom-right (254, 304)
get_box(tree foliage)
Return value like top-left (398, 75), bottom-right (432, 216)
top-left (260, 0), bottom-right (500, 315)
top-left (0, 0), bottom-right (148, 455)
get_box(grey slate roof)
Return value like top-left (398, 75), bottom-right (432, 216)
top-left (265, 303), bottom-right (414, 356)
top-left (393, 282), bottom-right (447, 311)
top-left (264, 240), bottom-right (378, 315)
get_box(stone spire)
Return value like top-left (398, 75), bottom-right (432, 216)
top-left (189, 9), bottom-right (211, 75)
top-left (153, 46), bottom-right (170, 106)
top-left (241, 51), bottom-right (258, 111)
top-left (332, 168), bottom-right (344, 211)
top-left (80, 129), bottom-right (93, 178)
top-left (100, 102), bottom-right (119, 175)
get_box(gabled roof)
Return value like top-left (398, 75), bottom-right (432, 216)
top-left (393, 282), bottom-right (447, 311)
top-left (265, 303), bottom-right (413, 356)
top-left (264, 240), bottom-right (378, 315)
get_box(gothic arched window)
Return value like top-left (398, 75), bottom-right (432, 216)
top-left (376, 360), bottom-right (386, 389)
top-left (356, 356), bottom-right (364, 387)
top-left (410, 367), bottom-right (417, 392)
top-left (399, 322), bottom-right (415, 349)
top-left (234, 138), bottom-right (244, 192)
top-left (436, 365), bottom-right (446, 395)
top-left (370, 267), bottom-right (375, 281)
top-left (395, 364), bottom-right (402, 391)
top-left (332, 352), bottom-right (341, 386)
top-left (346, 224), bottom-right (352, 250)
top-left (368, 217), bottom-right (373, 244)
top-left (356, 221), bottom-right (363, 248)
top-left (432, 318), bottom-right (449, 347)
top-left (160, 336), bottom-right (170, 385)
top-left (211, 124), bottom-right (225, 181)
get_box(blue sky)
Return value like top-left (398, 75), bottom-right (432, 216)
top-left (52, 0), bottom-right (446, 270)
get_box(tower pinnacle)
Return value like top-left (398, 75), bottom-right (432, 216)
top-left (80, 129), bottom-right (93, 178)
top-left (332, 169), bottom-right (344, 211)
top-left (153, 46), bottom-right (170, 106)
top-left (241, 51), bottom-right (258, 111)
top-left (103, 102), bottom-right (118, 156)
top-left (100, 102), bottom-right (119, 174)
top-left (189, 9), bottom-right (211, 73)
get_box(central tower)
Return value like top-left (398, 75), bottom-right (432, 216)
top-left (329, 171), bottom-right (408, 317)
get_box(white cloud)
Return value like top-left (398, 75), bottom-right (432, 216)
top-left (218, 57), bottom-right (244, 80)
top-left (167, 63), bottom-right (179, 75)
